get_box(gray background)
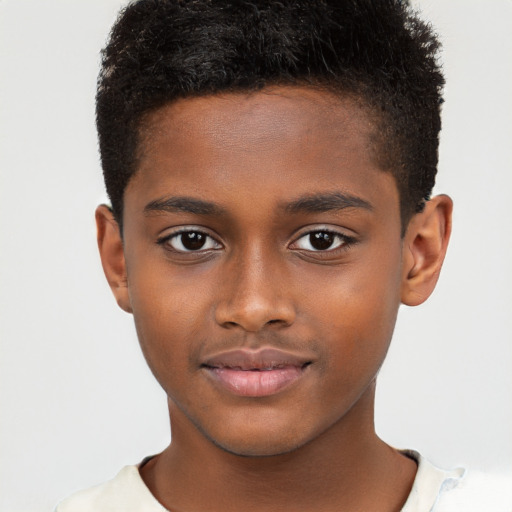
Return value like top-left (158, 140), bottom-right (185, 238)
top-left (1, 1), bottom-right (511, 510)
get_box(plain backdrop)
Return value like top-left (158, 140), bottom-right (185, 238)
top-left (1, 1), bottom-right (511, 511)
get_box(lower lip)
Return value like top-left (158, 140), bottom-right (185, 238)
top-left (206, 366), bottom-right (306, 397)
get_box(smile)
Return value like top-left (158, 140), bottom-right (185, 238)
top-left (201, 348), bottom-right (312, 397)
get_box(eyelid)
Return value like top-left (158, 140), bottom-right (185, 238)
top-left (289, 225), bottom-right (357, 252)
top-left (157, 226), bottom-right (223, 252)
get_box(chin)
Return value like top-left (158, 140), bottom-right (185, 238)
top-left (210, 435), bottom-right (305, 458)
top-left (196, 419), bottom-right (314, 458)
top-left (170, 395), bottom-right (334, 458)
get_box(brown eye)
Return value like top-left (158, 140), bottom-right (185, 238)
top-left (181, 232), bottom-right (206, 250)
top-left (292, 229), bottom-right (350, 252)
top-left (310, 232), bottom-right (336, 250)
top-left (165, 230), bottom-right (222, 252)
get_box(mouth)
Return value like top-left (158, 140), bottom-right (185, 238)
top-left (201, 348), bottom-right (312, 397)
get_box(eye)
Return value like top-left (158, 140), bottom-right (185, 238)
top-left (161, 230), bottom-right (222, 252)
top-left (292, 230), bottom-right (351, 252)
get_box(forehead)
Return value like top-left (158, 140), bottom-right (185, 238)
top-left (139, 86), bottom-right (375, 162)
top-left (144, 86), bottom-right (371, 143)
top-left (126, 86), bottom-right (396, 218)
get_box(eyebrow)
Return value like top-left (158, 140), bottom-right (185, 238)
top-left (143, 192), bottom-right (372, 217)
top-left (144, 196), bottom-right (226, 216)
top-left (284, 192), bottom-right (373, 214)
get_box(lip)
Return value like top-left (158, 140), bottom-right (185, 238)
top-left (202, 348), bottom-right (312, 397)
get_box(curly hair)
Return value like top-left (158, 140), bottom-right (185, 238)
top-left (97, 0), bottom-right (444, 231)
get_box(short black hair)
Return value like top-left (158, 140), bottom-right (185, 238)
top-left (97, 0), bottom-right (444, 231)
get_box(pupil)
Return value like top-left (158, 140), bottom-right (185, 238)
top-left (182, 232), bottom-right (206, 250)
top-left (310, 232), bottom-right (334, 250)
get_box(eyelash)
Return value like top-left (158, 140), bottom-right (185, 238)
top-left (156, 227), bottom-right (356, 255)
top-left (157, 228), bottom-right (222, 253)
top-left (290, 229), bottom-right (356, 254)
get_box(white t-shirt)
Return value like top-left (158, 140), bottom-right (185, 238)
top-left (55, 451), bottom-right (512, 511)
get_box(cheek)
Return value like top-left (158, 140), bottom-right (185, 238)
top-left (302, 254), bottom-right (401, 331)
top-left (301, 251), bottom-right (402, 373)
top-left (128, 252), bottom-right (214, 326)
top-left (126, 265), bottom-right (210, 380)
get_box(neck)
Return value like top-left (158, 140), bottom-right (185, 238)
top-left (140, 383), bottom-right (416, 512)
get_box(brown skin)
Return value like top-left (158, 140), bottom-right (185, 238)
top-left (97, 86), bottom-right (452, 512)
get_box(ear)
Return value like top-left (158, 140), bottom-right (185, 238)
top-left (401, 195), bottom-right (453, 306)
top-left (95, 205), bottom-right (133, 313)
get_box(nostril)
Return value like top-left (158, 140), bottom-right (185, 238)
top-left (266, 319), bottom-right (290, 327)
top-left (215, 298), bottom-right (296, 332)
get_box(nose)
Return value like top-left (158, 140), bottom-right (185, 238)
top-left (214, 249), bottom-right (296, 332)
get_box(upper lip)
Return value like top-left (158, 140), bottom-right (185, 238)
top-left (202, 348), bottom-right (312, 371)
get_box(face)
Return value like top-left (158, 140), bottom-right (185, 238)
top-left (114, 87), bottom-right (407, 456)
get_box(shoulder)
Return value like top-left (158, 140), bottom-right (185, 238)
top-left (434, 469), bottom-right (512, 512)
top-left (400, 450), bottom-right (512, 512)
top-left (400, 450), bottom-right (464, 512)
top-left (55, 465), bottom-right (167, 512)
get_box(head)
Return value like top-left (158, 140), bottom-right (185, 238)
top-left (95, 0), bottom-right (452, 458)
top-left (97, 0), bottom-right (444, 233)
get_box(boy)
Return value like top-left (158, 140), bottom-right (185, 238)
top-left (55, 0), bottom-right (501, 510)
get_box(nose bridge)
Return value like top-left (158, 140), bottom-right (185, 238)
top-left (215, 240), bottom-right (295, 331)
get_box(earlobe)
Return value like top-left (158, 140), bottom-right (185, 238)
top-left (401, 195), bottom-right (453, 306)
top-left (95, 205), bottom-right (133, 313)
